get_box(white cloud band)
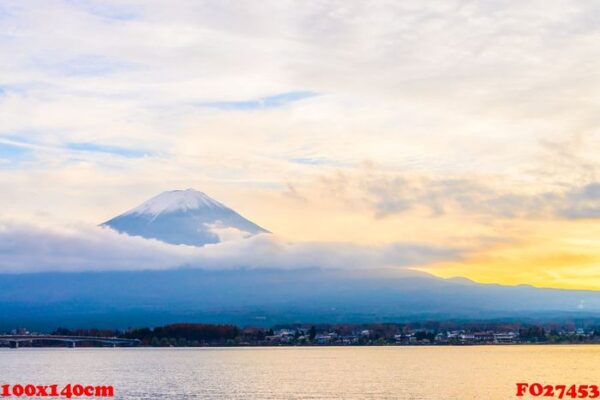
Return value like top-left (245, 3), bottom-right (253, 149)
top-left (0, 220), bottom-right (460, 273)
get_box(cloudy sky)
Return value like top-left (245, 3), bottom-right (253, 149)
top-left (0, 0), bottom-right (598, 289)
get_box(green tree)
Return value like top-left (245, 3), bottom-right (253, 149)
top-left (309, 326), bottom-right (317, 341)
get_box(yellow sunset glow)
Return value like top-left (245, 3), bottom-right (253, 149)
top-left (423, 220), bottom-right (600, 290)
top-left (0, 1), bottom-right (597, 289)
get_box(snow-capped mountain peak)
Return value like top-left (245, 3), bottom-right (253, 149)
top-left (124, 189), bottom-right (227, 218)
top-left (102, 189), bottom-right (269, 246)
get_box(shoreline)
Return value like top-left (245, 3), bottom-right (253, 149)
top-left (3, 342), bottom-right (600, 349)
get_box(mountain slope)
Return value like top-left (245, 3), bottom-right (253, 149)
top-left (1, 268), bottom-right (599, 330)
top-left (102, 189), bottom-right (268, 246)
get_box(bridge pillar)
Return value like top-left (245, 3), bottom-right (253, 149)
top-left (70, 341), bottom-right (76, 348)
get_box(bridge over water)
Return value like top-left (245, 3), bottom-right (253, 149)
top-left (0, 335), bottom-right (140, 348)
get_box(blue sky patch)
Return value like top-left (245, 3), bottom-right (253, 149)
top-left (67, 0), bottom-right (138, 21)
top-left (0, 141), bottom-right (31, 167)
top-left (0, 4), bottom-right (13, 19)
top-left (48, 55), bottom-right (136, 77)
top-left (67, 143), bottom-right (152, 158)
top-left (202, 91), bottom-right (318, 110)
top-left (0, 142), bottom-right (29, 158)
top-left (288, 156), bottom-right (350, 167)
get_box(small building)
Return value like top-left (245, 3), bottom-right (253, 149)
top-left (494, 332), bottom-right (518, 343)
top-left (473, 332), bottom-right (494, 342)
top-left (459, 334), bottom-right (475, 344)
top-left (314, 334), bottom-right (331, 344)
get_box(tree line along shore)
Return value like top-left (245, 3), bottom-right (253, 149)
top-left (4, 321), bottom-right (600, 347)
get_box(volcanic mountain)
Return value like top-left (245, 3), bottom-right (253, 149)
top-left (102, 189), bottom-right (269, 246)
top-left (2, 189), bottom-right (600, 330)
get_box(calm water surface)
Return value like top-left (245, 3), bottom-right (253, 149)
top-left (1, 346), bottom-right (599, 399)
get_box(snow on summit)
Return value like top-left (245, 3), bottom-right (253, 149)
top-left (102, 189), bottom-right (268, 246)
top-left (125, 189), bottom-right (228, 218)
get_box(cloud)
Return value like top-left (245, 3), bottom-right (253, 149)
top-left (195, 233), bottom-right (461, 270)
top-left (204, 222), bottom-right (252, 242)
top-left (0, 219), bottom-right (461, 273)
top-left (37, 54), bottom-right (137, 77)
top-left (281, 182), bottom-right (307, 203)
top-left (316, 165), bottom-right (600, 220)
top-left (559, 182), bottom-right (600, 219)
top-left (0, 220), bottom-right (198, 272)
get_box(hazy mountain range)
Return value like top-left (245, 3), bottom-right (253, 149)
top-left (1, 189), bottom-right (599, 330)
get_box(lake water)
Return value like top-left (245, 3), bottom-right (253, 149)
top-left (1, 346), bottom-right (599, 399)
